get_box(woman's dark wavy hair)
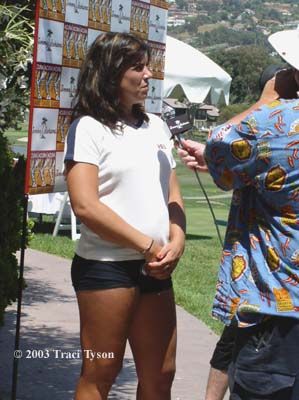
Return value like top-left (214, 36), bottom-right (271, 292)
top-left (72, 32), bottom-right (150, 129)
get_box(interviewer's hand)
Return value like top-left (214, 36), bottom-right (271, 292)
top-left (177, 139), bottom-right (209, 172)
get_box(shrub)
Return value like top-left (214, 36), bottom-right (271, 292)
top-left (0, 2), bottom-right (33, 323)
top-left (0, 142), bottom-right (26, 324)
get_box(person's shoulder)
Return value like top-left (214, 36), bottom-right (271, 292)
top-left (146, 113), bottom-right (163, 125)
top-left (146, 113), bottom-right (173, 142)
top-left (248, 98), bottom-right (299, 123)
top-left (68, 116), bottom-right (108, 145)
top-left (258, 98), bottom-right (299, 114)
top-left (146, 113), bottom-right (168, 132)
top-left (70, 115), bottom-right (109, 134)
top-left (72, 115), bottom-right (106, 129)
top-left (237, 99), bottom-right (299, 137)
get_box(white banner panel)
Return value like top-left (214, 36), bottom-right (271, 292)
top-left (25, 0), bottom-right (169, 194)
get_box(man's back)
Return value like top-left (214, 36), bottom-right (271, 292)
top-left (205, 98), bottom-right (299, 326)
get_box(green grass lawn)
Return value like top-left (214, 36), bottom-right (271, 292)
top-left (29, 159), bottom-right (230, 334)
top-left (174, 237), bottom-right (224, 333)
top-left (4, 123), bottom-right (28, 146)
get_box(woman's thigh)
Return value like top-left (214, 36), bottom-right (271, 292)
top-left (128, 288), bottom-right (177, 381)
top-left (77, 287), bottom-right (139, 373)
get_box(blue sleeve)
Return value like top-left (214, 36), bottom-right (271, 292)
top-left (204, 99), bottom-right (298, 191)
top-left (205, 119), bottom-right (259, 191)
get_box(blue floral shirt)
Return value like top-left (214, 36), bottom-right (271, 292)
top-left (205, 99), bottom-right (299, 327)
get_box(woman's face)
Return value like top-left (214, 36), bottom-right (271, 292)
top-left (119, 56), bottom-right (153, 108)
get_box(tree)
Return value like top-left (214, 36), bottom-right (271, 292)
top-left (185, 17), bottom-right (199, 34)
top-left (191, 26), bottom-right (269, 50)
top-left (210, 46), bottom-right (281, 104)
top-left (218, 103), bottom-right (250, 124)
top-left (0, 1), bottom-right (34, 133)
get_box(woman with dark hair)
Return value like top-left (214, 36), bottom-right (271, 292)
top-left (64, 32), bottom-right (185, 400)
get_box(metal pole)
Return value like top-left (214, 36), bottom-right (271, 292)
top-left (11, 193), bottom-right (28, 400)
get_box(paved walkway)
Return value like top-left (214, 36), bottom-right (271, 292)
top-left (0, 249), bottom-right (229, 400)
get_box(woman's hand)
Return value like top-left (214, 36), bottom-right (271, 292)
top-left (143, 240), bottom-right (169, 280)
top-left (144, 240), bottom-right (163, 263)
top-left (177, 139), bottom-right (209, 172)
top-left (145, 238), bottom-right (185, 280)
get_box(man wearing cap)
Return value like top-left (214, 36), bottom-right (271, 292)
top-left (178, 28), bottom-right (299, 400)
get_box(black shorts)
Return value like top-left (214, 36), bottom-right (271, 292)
top-left (229, 317), bottom-right (299, 400)
top-left (210, 325), bottom-right (236, 371)
top-left (71, 254), bottom-right (173, 294)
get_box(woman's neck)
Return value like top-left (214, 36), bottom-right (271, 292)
top-left (120, 106), bottom-right (137, 125)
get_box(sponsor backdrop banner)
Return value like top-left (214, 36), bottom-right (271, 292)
top-left (25, 0), bottom-right (169, 195)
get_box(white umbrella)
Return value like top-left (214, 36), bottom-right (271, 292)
top-left (164, 36), bottom-right (232, 105)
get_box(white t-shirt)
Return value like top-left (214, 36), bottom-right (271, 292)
top-left (64, 113), bottom-right (176, 261)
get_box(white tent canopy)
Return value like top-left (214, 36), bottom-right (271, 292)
top-left (164, 36), bottom-right (232, 105)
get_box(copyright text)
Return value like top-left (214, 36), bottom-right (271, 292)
top-left (14, 349), bottom-right (115, 361)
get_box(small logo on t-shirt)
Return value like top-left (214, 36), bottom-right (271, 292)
top-left (157, 144), bottom-right (167, 150)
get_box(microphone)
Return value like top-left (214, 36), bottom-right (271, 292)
top-left (166, 113), bottom-right (193, 147)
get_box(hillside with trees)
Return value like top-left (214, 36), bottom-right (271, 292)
top-left (168, 0), bottom-right (298, 105)
top-left (209, 46), bottom-right (281, 104)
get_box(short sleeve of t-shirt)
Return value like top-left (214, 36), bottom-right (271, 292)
top-left (64, 116), bottom-right (104, 166)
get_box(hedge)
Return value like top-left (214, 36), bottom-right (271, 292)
top-left (0, 135), bottom-right (26, 324)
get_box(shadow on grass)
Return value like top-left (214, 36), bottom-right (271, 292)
top-left (186, 233), bottom-right (213, 240)
top-left (31, 217), bottom-right (72, 239)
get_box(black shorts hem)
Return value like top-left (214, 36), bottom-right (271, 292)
top-left (71, 254), bottom-right (173, 294)
top-left (73, 283), bottom-right (137, 292)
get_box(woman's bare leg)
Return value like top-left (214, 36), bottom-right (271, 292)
top-left (129, 288), bottom-right (177, 400)
top-left (75, 287), bottom-right (139, 400)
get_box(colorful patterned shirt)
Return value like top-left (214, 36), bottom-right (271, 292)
top-left (205, 99), bottom-right (299, 327)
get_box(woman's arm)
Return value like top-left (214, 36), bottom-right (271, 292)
top-left (147, 170), bottom-right (186, 278)
top-left (66, 161), bottom-right (161, 260)
top-left (168, 170), bottom-right (186, 248)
